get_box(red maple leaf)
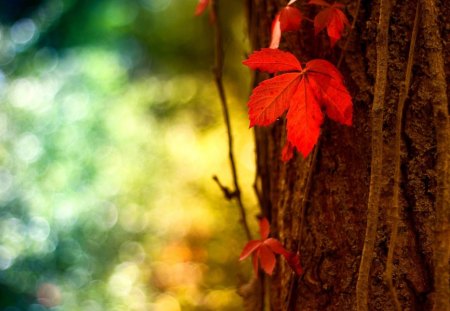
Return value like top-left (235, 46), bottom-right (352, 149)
top-left (309, 0), bottom-right (350, 47)
top-left (243, 48), bottom-right (352, 158)
top-left (269, 5), bottom-right (303, 49)
top-left (194, 0), bottom-right (210, 16)
top-left (240, 218), bottom-right (303, 276)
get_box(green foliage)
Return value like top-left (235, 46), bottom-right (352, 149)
top-left (0, 0), bottom-right (255, 310)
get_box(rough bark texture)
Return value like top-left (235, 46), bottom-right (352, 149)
top-left (245, 0), bottom-right (450, 310)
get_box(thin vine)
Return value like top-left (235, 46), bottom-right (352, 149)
top-left (285, 141), bottom-right (320, 310)
top-left (384, 3), bottom-right (420, 310)
top-left (210, 0), bottom-right (252, 241)
top-left (355, 0), bottom-right (391, 309)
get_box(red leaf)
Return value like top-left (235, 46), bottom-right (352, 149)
top-left (244, 49), bottom-right (352, 158)
top-left (310, 2), bottom-right (349, 47)
top-left (269, 5), bottom-right (303, 49)
top-left (279, 6), bottom-right (303, 32)
top-left (283, 252), bottom-right (303, 276)
top-left (243, 48), bottom-right (302, 73)
top-left (259, 244), bottom-right (276, 275)
top-left (269, 14), bottom-right (282, 49)
top-left (247, 73), bottom-right (301, 127)
top-left (286, 77), bottom-right (324, 157)
top-left (239, 217), bottom-right (303, 277)
top-left (264, 238), bottom-right (289, 256)
top-left (194, 0), bottom-right (210, 16)
top-left (306, 59), bottom-right (352, 125)
top-left (259, 218), bottom-right (270, 239)
top-left (239, 240), bottom-right (262, 260)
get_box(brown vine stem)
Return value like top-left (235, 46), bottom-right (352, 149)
top-left (337, 0), bottom-right (361, 68)
top-left (420, 0), bottom-right (450, 309)
top-left (355, 0), bottom-right (391, 310)
top-left (384, 3), bottom-right (419, 310)
top-left (211, 0), bottom-right (252, 241)
top-left (286, 142), bottom-right (320, 310)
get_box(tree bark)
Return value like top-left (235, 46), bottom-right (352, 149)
top-left (245, 0), bottom-right (450, 310)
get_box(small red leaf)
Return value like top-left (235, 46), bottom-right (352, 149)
top-left (259, 244), bottom-right (276, 275)
top-left (243, 48), bottom-right (302, 73)
top-left (283, 252), bottom-right (303, 276)
top-left (239, 217), bottom-right (305, 277)
top-left (194, 0), bottom-right (210, 16)
top-left (259, 218), bottom-right (270, 239)
top-left (269, 14), bottom-right (282, 49)
top-left (286, 78), bottom-right (324, 157)
top-left (280, 6), bottom-right (302, 32)
top-left (310, 2), bottom-right (349, 47)
top-left (239, 240), bottom-right (262, 261)
top-left (265, 238), bottom-right (289, 256)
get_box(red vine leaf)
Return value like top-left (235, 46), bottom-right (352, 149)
top-left (306, 59), bottom-right (352, 125)
top-left (259, 245), bottom-right (276, 274)
top-left (243, 49), bottom-right (352, 158)
top-left (280, 6), bottom-right (303, 32)
top-left (194, 0), bottom-right (210, 16)
top-left (309, 1), bottom-right (349, 47)
top-left (283, 252), bottom-right (303, 275)
top-left (269, 5), bottom-right (303, 48)
top-left (239, 217), bottom-right (303, 276)
top-left (247, 73), bottom-right (301, 127)
top-left (286, 77), bottom-right (324, 157)
top-left (243, 48), bottom-right (302, 73)
top-left (259, 217), bottom-right (270, 239)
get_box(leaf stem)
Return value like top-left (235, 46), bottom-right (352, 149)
top-left (355, 0), bottom-right (391, 309)
top-left (211, 0), bottom-right (252, 241)
top-left (286, 141), bottom-right (320, 310)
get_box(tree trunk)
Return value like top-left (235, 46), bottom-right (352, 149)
top-left (245, 0), bottom-right (449, 310)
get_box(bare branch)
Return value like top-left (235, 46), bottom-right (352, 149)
top-left (211, 0), bottom-right (252, 241)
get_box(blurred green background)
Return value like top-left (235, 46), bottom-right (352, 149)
top-left (0, 0), bottom-right (258, 310)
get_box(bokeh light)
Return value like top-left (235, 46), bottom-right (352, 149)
top-left (0, 0), bottom-right (256, 310)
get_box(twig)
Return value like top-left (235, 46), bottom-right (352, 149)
top-left (211, 0), bottom-right (252, 241)
top-left (286, 141), bottom-right (320, 310)
top-left (337, 0), bottom-right (361, 68)
top-left (420, 0), bottom-right (450, 309)
top-left (213, 175), bottom-right (236, 200)
top-left (253, 175), bottom-right (264, 213)
top-left (384, 3), bottom-right (419, 310)
top-left (355, 0), bottom-right (391, 310)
